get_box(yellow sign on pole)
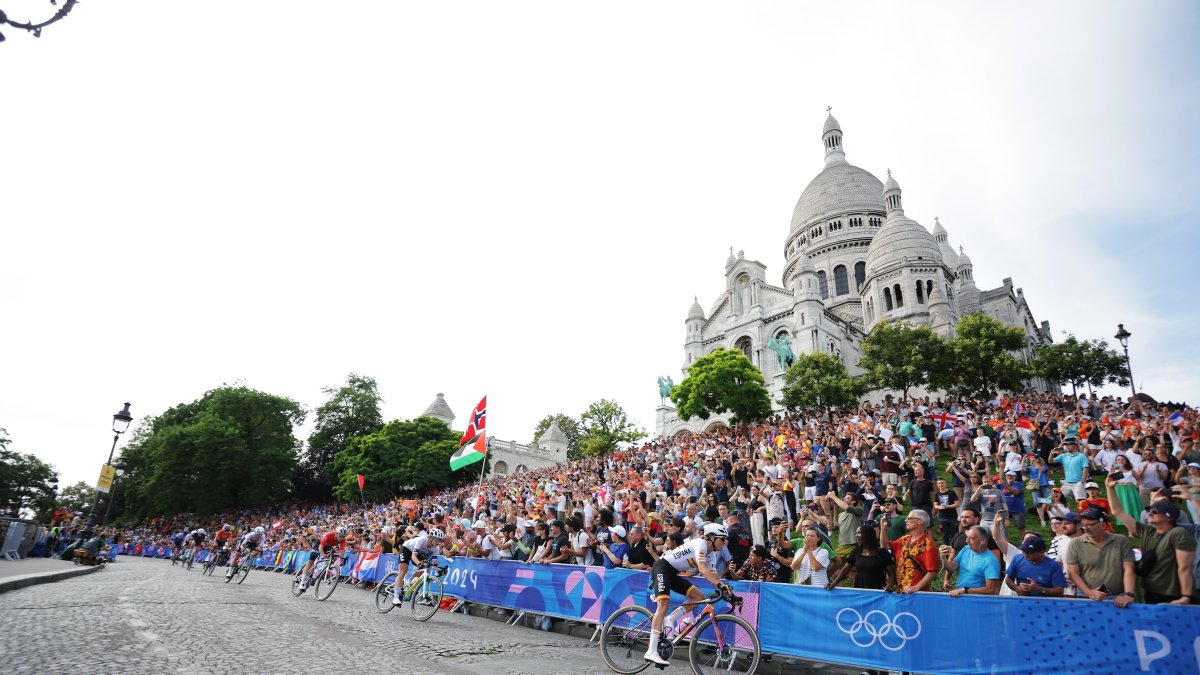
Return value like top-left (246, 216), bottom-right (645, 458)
top-left (97, 464), bottom-right (116, 493)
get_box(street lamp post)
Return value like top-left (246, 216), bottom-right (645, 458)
top-left (85, 403), bottom-right (133, 530)
top-left (1114, 324), bottom-right (1136, 401)
top-left (100, 461), bottom-right (129, 526)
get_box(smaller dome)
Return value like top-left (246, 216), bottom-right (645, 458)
top-left (823, 113), bottom-right (842, 135)
top-left (538, 419), bottom-right (569, 447)
top-left (957, 245), bottom-right (973, 267)
top-left (931, 217), bottom-right (946, 236)
top-left (883, 169), bottom-right (900, 194)
top-left (864, 215), bottom-right (942, 277)
top-left (798, 253), bottom-right (816, 274)
top-left (725, 247), bottom-right (736, 268)
top-left (687, 296), bottom-right (705, 321)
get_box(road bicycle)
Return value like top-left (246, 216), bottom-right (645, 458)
top-left (599, 587), bottom-right (760, 675)
top-left (203, 547), bottom-right (228, 576)
top-left (290, 553), bottom-right (315, 597)
top-left (224, 548), bottom-right (253, 584)
top-left (183, 547), bottom-right (196, 571)
top-left (311, 550), bottom-right (352, 601)
top-left (374, 559), bottom-right (447, 621)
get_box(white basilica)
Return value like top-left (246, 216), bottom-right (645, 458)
top-left (658, 112), bottom-right (1053, 436)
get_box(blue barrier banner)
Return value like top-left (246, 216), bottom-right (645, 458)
top-left (442, 558), bottom-right (760, 635)
top-left (758, 583), bottom-right (1200, 674)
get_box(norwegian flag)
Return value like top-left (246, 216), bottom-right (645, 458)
top-left (459, 395), bottom-right (487, 446)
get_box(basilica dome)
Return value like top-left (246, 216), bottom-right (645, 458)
top-left (789, 162), bottom-right (886, 234)
top-left (864, 215), bottom-right (943, 277)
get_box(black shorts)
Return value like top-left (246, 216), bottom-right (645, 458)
top-left (398, 545), bottom-right (414, 565)
top-left (649, 559), bottom-right (693, 600)
top-left (243, 541), bottom-right (259, 552)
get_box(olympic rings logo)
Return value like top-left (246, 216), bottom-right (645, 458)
top-left (835, 608), bottom-right (922, 651)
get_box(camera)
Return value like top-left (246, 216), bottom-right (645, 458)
top-left (1110, 472), bottom-right (1124, 482)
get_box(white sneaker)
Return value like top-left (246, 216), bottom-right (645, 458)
top-left (392, 598), bottom-right (403, 606)
top-left (644, 650), bottom-right (670, 666)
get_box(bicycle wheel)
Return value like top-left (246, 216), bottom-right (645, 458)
top-left (290, 569), bottom-right (306, 597)
top-left (687, 613), bottom-right (760, 675)
top-left (224, 561), bottom-right (236, 583)
top-left (375, 572), bottom-right (398, 613)
top-left (599, 605), bottom-right (654, 675)
top-left (236, 558), bottom-right (252, 584)
top-left (409, 574), bottom-right (443, 622)
top-left (315, 561), bottom-right (340, 601)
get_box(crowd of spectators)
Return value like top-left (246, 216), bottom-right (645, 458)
top-left (79, 392), bottom-right (1200, 607)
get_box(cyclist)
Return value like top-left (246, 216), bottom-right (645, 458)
top-left (392, 527), bottom-right (444, 606)
top-left (171, 530), bottom-right (186, 565)
top-left (644, 522), bottom-right (731, 667)
top-left (299, 526), bottom-right (350, 591)
top-left (188, 529), bottom-right (207, 569)
top-left (212, 524), bottom-right (234, 564)
top-left (226, 526), bottom-right (267, 579)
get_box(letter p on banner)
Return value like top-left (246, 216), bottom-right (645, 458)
top-left (1134, 630), bottom-right (1170, 671)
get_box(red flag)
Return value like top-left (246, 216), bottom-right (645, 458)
top-left (459, 395), bottom-right (487, 446)
top-left (271, 520), bottom-right (283, 530)
top-left (357, 473), bottom-right (365, 491)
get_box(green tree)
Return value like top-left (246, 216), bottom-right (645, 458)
top-left (0, 428), bottom-right (59, 519)
top-left (1082, 339), bottom-right (1131, 396)
top-left (671, 347), bottom-right (773, 428)
top-left (57, 481), bottom-right (97, 514)
top-left (330, 416), bottom-right (481, 500)
top-left (779, 352), bottom-right (865, 413)
top-left (301, 373), bottom-right (385, 500)
top-left (118, 386), bottom-right (305, 519)
top-left (945, 313), bottom-right (1031, 400)
top-left (1032, 334), bottom-right (1091, 396)
top-left (858, 319), bottom-right (951, 400)
top-left (574, 400), bottom-right (646, 457)
top-left (531, 414), bottom-right (584, 459)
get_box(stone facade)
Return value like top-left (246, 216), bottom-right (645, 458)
top-left (661, 112), bottom-right (1055, 437)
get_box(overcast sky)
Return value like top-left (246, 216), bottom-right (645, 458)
top-left (3, 1), bottom-right (1197, 489)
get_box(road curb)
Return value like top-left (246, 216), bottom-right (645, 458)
top-left (0, 563), bottom-right (105, 594)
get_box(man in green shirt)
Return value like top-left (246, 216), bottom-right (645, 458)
top-left (1063, 507), bottom-right (1136, 608)
top-left (1106, 478), bottom-right (1197, 604)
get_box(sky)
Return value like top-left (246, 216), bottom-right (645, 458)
top-left (2, 1), bottom-right (1198, 489)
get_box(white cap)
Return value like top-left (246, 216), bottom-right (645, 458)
top-left (473, 520), bottom-right (487, 529)
top-left (610, 526), bottom-right (627, 539)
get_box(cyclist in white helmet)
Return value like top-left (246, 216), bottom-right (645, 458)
top-left (226, 526), bottom-right (268, 579)
top-left (392, 526), bottom-right (444, 606)
top-left (644, 522), bottom-right (731, 666)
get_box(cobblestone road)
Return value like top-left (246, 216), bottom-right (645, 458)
top-left (0, 556), bottom-right (607, 674)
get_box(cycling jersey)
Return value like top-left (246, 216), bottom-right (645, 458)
top-left (215, 531), bottom-right (232, 546)
top-left (190, 533), bottom-right (207, 546)
top-left (318, 531), bottom-right (346, 551)
top-left (660, 538), bottom-right (709, 572)
top-left (399, 534), bottom-right (439, 565)
top-left (240, 531), bottom-right (266, 547)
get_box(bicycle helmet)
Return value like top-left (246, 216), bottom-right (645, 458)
top-left (336, 526), bottom-right (348, 538)
top-left (198, 528), bottom-right (206, 535)
top-left (254, 526), bottom-right (264, 534)
top-left (702, 523), bottom-right (729, 539)
top-left (223, 524), bottom-right (232, 531)
top-left (427, 528), bottom-right (444, 540)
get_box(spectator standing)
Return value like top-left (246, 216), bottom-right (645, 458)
top-left (1107, 478), bottom-right (1196, 604)
top-left (790, 527), bottom-right (830, 587)
top-left (932, 478), bottom-right (960, 544)
top-left (595, 526), bottom-right (629, 570)
top-left (1004, 536), bottom-right (1066, 597)
top-left (1063, 508), bottom-right (1136, 608)
top-left (825, 524), bottom-right (895, 590)
top-left (941, 526), bottom-right (1001, 597)
top-left (881, 509), bottom-right (939, 594)
top-left (730, 544), bottom-right (780, 582)
top-left (1050, 439), bottom-right (1090, 500)
top-left (1000, 472), bottom-right (1027, 539)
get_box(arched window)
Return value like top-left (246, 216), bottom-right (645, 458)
top-left (926, 279), bottom-right (933, 298)
top-left (854, 261), bottom-right (866, 290)
top-left (817, 271), bottom-right (829, 299)
top-left (833, 265), bottom-right (849, 296)
top-left (516, 464), bottom-right (528, 473)
top-left (894, 284), bottom-right (904, 307)
top-left (884, 287), bottom-right (893, 311)
top-left (494, 461), bottom-right (509, 476)
top-left (735, 336), bottom-right (753, 360)
top-left (916, 281), bottom-right (925, 304)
